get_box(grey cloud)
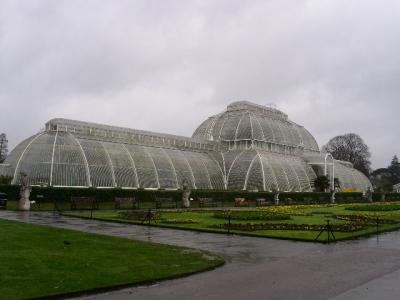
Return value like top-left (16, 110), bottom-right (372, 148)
top-left (0, 0), bottom-right (399, 169)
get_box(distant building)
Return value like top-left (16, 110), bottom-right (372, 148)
top-left (0, 101), bottom-right (372, 192)
top-left (394, 183), bottom-right (400, 193)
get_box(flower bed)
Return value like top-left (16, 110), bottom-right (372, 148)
top-left (345, 204), bottom-right (400, 212)
top-left (311, 211), bottom-right (335, 215)
top-left (335, 214), bottom-right (398, 224)
top-left (257, 205), bottom-right (314, 216)
top-left (213, 210), bottom-right (291, 221)
top-left (212, 223), bottom-right (363, 232)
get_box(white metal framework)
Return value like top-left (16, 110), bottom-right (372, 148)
top-left (1, 101), bottom-right (373, 192)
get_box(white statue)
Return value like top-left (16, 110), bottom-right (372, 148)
top-left (273, 189), bottom-right (280, 206)
top-left (330, 190), bottom-right (336, 204)
top-left (182, 179), bottom-right (191, 208)
top-left (19, 173), bottom-right (31, 211)
top-left (365, 187), bottom-right (373, 203)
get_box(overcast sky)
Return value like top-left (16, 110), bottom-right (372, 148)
top-left (0, 0), bottom-right (399, 169)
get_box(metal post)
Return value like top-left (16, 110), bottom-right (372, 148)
top-left (327, 220), bottom-right (330, 244)
top-left (148, 208), bottom-right (151, 226)
top-left (332, 160), bottom-right (335, 191)
top-left (53, 199), bottom-right (57, 216)
top-left (228, 213), bottom-right (231, 234)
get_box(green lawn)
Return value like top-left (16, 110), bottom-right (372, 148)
top-left (66, 203), bottom-right (400, 243)
top-left (0, 219), bottom-right (223, 300)
top-left (6, 200), bottom-right (237, 211)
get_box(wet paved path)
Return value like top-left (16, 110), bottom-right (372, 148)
top-left (2, 211), bottom-right (400, 299)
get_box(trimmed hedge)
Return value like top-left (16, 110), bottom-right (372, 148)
top-left (1, 184), bottom-right (400, 205)
top-left (0, 186), bottom-right (182, 203)
top-left (0, 185), bottom-right (19, 200)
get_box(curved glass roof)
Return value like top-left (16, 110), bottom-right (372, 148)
top-left (192, 101), bottom-right (319, 152)
top-left (303, 153), bottom-right (373, 192)
top-left (223, 149), bottom-right (316, 192)
top-left (330, 161), bottom-right (372, 192)
top-left (6, 132), bottom-right (225, 189)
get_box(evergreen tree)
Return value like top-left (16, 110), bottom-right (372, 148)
top-left (314, 175), bottom-right (330, 192)
top-left (0, 133), bottom-right (7, 163)
top-left (371, 155), bottom-right (400, 191)
top-left (388, 155), bottom-right (400, 183)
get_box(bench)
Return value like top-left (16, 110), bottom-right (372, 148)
top-left (70, 196), bottom-right (98, 210)
top-left (286, 197), bottom-right (294, 205)
top-left (35, 194), bottom-right (45, 208)
top-left (155, 197), bottom-right (178, 209)
top-left (234, 197), bottom-right (251, 207)
top-left (0, 192), bottom-right (7, 209)
top-left (255, 198), bottom-right (268, 207)
top-left (199, 197), bottom-right (218, 208)
top-left (115, 197), bottom-right (138, 210)
top-left (303, 197), bottom-right (313, 204)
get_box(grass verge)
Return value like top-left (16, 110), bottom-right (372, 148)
top-left (0, 219), bottom-right (224, 300)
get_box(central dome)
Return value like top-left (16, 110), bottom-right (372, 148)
top-left (192, 101), bottom-right (319, 152)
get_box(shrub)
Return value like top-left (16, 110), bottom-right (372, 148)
top-left (313, 176), bottom-right (330, 192)
top-left (0, 185), bottom-right (19, 200)
top-left (0, 176), bottom-right (12, 185)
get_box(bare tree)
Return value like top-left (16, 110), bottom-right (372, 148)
top-left (322, 133), bottom-right (371, 177)
top-left (0, 133), bottom-right (8, 163)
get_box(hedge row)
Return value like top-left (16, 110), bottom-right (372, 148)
top-left (1, 185), bottom-right (400, 204)
top-left (0, 186), bottom-right (182, 202)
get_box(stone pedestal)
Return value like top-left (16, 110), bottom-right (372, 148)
top-left (365, 187), bottom-right (373, 203)
top-left (368, 194), bottom-right (373, 203)
top-left (19, 188), bottom-right (31, 211)
top-left (274, 193), bottom-right (280, 206)
top-left (330, 192), bottom-right (336, 204)
top-left (182, 190), bottom-right (190, 208)
top-left (181, 179), bottom-right (191, 208)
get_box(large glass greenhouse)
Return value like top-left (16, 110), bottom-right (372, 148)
top-left (0, 101), bottom-right (372, 192)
